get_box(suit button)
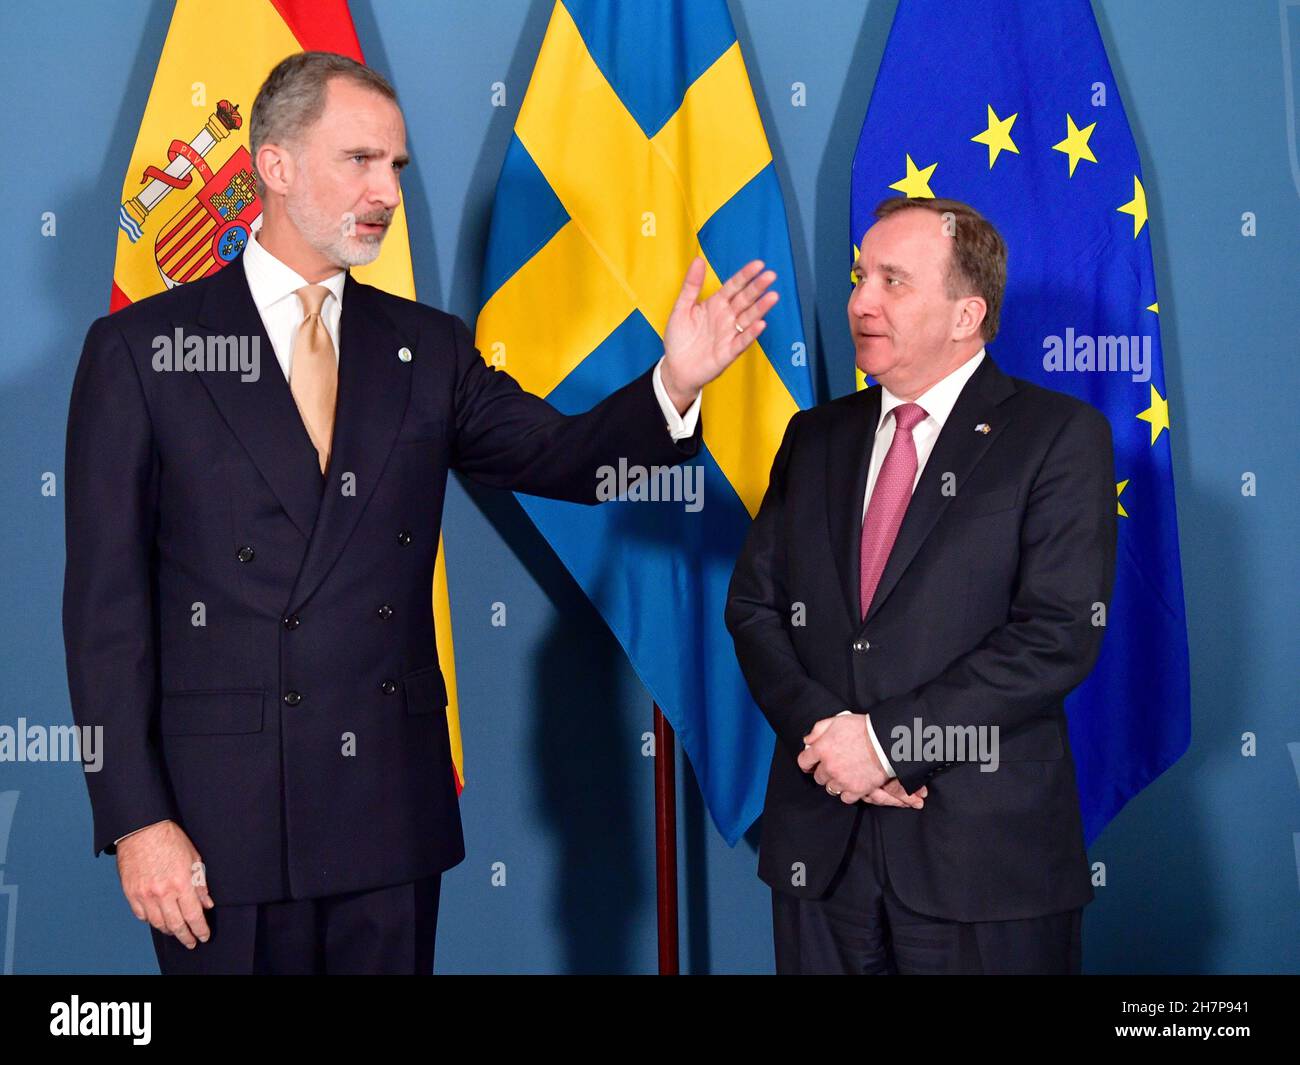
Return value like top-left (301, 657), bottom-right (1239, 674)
top-left (236, 546), bottom-right (255, 563)
top-left (377, 604), bottom-right (393, 620)
top-left (852, 639), bottom-right (870, 653)
top-left (380, 680), bottom-right (397, 695)
top-left (283, 691), bottom-right (302, 706)
top-left (397, 530), bottom-right (412, 546)
top-left (283, 615), bottom-right (300, 630)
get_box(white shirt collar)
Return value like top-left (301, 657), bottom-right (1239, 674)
top-left (241, 215), bottom-right (346, 314)
top-left (877, 348), bottom-right (986, 433)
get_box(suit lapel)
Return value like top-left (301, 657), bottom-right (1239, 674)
top-left (191, 257), bottom-right (322, 540)
top-left (827, 388), bottom-right (880, 626)
top-left (286, 273), bottom-right (413, 613)
top-left (861, 355), bottom-right (1017, 628)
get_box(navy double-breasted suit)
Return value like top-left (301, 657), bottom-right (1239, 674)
top-left (63, 254), bottom-right (699, 905)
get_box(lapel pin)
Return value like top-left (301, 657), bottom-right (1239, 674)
top-left (974, 423), bottom-right (990, 434)
top-left (397, 346), bottom-right (412, 363)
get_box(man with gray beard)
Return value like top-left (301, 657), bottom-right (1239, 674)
top-left (65, 51), bottom-right (779, 974)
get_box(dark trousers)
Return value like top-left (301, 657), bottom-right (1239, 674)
top-left (772, 808), bottom-right (1081, 974)
top-left (151, 875), bottom-right (441, 975)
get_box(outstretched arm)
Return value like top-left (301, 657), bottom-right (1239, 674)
top-left (451, 258), bottom-right (777, 500)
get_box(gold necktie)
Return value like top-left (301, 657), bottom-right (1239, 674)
top-left (289, 284), bottom-right (338, 474)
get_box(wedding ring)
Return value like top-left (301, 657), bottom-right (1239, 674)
top-left (735, 322), bottom-right (744, 334)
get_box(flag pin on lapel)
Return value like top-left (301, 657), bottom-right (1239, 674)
top-left (398, 346), bottom-right (412, 363)
top-left (974, 423), bottom-right (991, 434)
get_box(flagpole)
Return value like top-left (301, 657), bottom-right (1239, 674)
top-left (652, 703), bottom-right (679, 974)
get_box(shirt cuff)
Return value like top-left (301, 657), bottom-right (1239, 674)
top-left (114, 820), bottom-right (169, 846)
top-left (837, 709), bottom-right (897, 779)
top-left (652, 356), bottom-right (701, 441)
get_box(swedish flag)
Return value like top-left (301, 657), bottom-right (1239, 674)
top-left (850, 0), bottom-right (1190, 842)
top-left (477, 0), bottom-right (812, 843)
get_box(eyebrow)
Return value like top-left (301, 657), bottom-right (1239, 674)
top-left (342, 147), bottom-right (411, 168)
top-left (877, 262), bottom-right (913, 281)
top-left (852, 261), bottom-right (914, 281)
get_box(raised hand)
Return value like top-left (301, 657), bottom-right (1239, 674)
top-left (660, 256), bottom-right (778, 411)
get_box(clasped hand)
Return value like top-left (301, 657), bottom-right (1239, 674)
top-left (797, 714), bottom-right (927, 809)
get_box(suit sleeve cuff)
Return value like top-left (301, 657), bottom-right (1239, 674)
top-left (113, 820), bottom-right (169, 847)
top-left (653, 356), bottom-right (701, 441)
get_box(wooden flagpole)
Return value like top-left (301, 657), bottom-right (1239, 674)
top-left (652, 703), bottom-right (678, 974)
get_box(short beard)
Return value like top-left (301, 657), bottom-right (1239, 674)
top-left (284, 178), bottom-right (386, 269)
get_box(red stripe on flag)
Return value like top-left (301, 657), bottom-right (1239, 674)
top-left (159, 210), bottom-right (210, 270)
top-left (169, 223), bottom-right (217, 279)
top-left (270, 0), bottom-right (363, 59)
top-left (157, 200), bottom-right (204, 250)
top-left (177, 251), bottom-right (217, 285)
top-left (109, 280), bottom-right (131, 314)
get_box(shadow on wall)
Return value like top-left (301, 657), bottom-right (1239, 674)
top-left (813, 0), bottom-right (899, 403)
top-left (1084, 0), bottom-right (1213, 976)
top-left (459, 479), bottom-right (647, 973)
top-left (1080, 478), bottom-right (1229, 974)
top-left (350, 0), bottom-right (446, 311)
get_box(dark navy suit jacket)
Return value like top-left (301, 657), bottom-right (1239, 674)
top-left (63, 254), bottom-right (699, 904)
top-left (726, 356), bottom-right (1114, 922)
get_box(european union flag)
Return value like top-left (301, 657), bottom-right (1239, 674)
top-left (850, 0), bottom-right (1190, 843)
top-left (477, 0), bottom-right (813, 844)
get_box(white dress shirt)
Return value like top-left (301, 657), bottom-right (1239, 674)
top-left (241, 217), bottom-right (347, 379)
top-left (841, 348), bottom-right (986, 781)
top-left (112, 223), bottom-right (701, 848)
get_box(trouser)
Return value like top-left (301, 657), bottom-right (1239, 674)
top-left (772, 807), bottom-right (1081, 975)
top-left (151, 875), bottom-right (441, 975)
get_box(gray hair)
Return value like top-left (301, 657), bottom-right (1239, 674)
top-left (249, 51), bottom-right (398, 191)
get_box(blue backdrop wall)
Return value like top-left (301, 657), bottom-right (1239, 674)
top-left (1, 0), bottom-right (1296, 974)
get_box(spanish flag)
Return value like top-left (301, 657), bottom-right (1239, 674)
top-left (110, 0), bottom-right (465, 790)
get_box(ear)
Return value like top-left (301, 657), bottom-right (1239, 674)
top-left (254, 142), bottom-right (296, 198)
top-left (952, 295), bottom-right (987, 342)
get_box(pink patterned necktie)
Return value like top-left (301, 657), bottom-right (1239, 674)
top-left (859, 402), bottom-right (928, 618)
